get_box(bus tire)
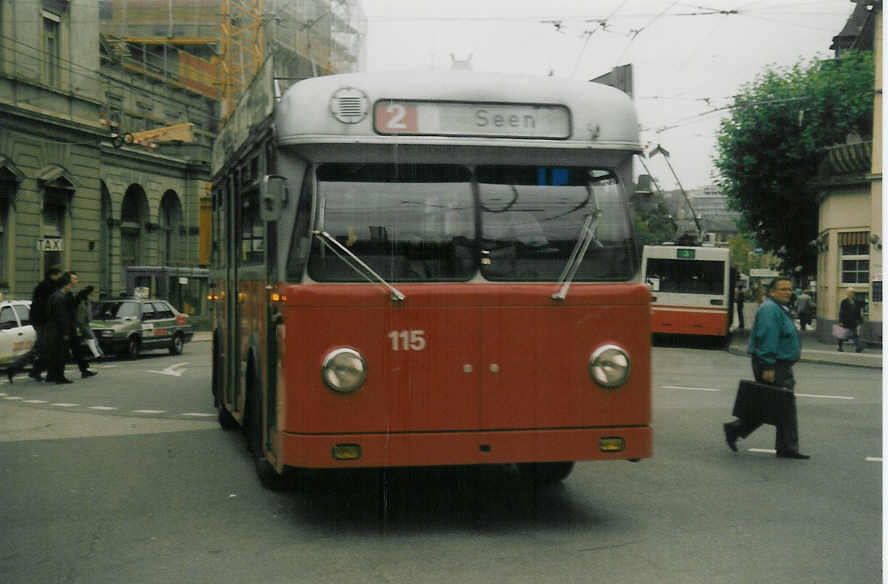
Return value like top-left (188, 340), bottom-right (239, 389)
top-left (246, 361), bottom-right (289, 491)
top-left (516, 461), bottom-right (575, 484)
top-left (217, 405), bottom-right (238, 430)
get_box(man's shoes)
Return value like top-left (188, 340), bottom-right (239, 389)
top-left (723, 423), bottom-right (738, 452)
top-left (55, 378), bottom-right (74, 385)
top-left (81, 370), bottom-right (97, 378)
top-left (837, 345), bottom-right (843, 352)
top-left (776, 451), bottom-right (810, 460)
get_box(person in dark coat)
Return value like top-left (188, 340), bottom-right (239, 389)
top-left (27, 268), bottom-right (62, 381)
top-left (838, 288), bottom-right (864, 353)
top-left (734, 283), bottom-right (745, 329)
top-left (72, 285), bottom-right (98, 377)
top-left (723, 277), bottom-right (809, 459)
top-left (43, 272), bottom-right (75, 384)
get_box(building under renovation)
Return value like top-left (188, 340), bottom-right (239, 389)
top-left (0, 0), bottom-right (365, 323)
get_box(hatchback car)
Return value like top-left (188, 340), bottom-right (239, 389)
top-left (0, 299), bottom-right (35, 370)
top-left (90, 299), bottom-right (193, 358)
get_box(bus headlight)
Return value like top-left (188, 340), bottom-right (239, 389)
top-left (321, 348), bottom-right (367, 393)
top-left (589, 344), bottom-right (631, 389)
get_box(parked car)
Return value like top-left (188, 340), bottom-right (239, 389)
top-left (0, 299), bottom-right (35, 371)
top-left (90, 298), bottom-right (193, 358)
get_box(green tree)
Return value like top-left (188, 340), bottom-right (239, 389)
top-left (632, 193), bottom-right (677, 247)
top-left (727, 232), bottom-right (758, 274)
top-left (714, 51), bottom-right (874, 279)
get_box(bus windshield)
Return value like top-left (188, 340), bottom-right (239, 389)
top-left (644, 258), bottom-right (725, 294)
top-left (309, 164), bottom-right (475, 282)
top-left (306, 164), bottom-right (635, 282)
top-left (478, 166), bottom-right (634, 281)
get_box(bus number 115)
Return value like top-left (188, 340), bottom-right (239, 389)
top-left (388, 330), bottom-right (426, 351)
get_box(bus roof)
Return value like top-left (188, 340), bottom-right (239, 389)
top-left (275, 70), bottom-right (641, 153)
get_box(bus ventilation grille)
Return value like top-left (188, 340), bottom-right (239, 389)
top-left (330, 88), bottom-right (369, 124)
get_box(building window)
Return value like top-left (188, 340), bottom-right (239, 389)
top-left (42, 11), bottom-right (61, 87)
top-left (160, 191), bottom-right (182, 265)
top-left (121, 186), bottom-right (147, 270)
top-left (839, 232), bottom-right (869, 285)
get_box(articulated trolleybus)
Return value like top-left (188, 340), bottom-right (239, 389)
top-left (641, 244), bottom-right (733, 341)
top-left (210, 60), bottom-right (652, 488)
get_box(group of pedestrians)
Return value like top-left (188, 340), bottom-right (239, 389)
top-left (14, 268), bottom-right (101, 385)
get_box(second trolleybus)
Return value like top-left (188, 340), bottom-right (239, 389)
top-left (210, 64), bottom-right (652, 488)
top-left (641, 244), bottom-right (735, 341)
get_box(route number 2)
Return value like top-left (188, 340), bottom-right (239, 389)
top-left (385, 104), bottom-right (408, 129)
top-left (388, 330), bottom-right (426, 351)
top-left (375, 102), bottom-right (417, 134)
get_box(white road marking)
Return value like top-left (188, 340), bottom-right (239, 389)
top-left (180, 412), bottom-right (215, 417)
top-left (748, 448), bottom-right (777, 454)
top-left (0, 392), bottom-right (7, 396)
top-left (796, 393), bottom-right (854, 400)
top-left (4, 396), bottom-right (23, 400)
top-left (22, 399), bottom-right (48, 404)
top-left (88, 406), bottom-right (118, 411)
top-left (51, 403), bottom-right (79, 407)
top-left (131, 409), bottom-right (166, 414)
top-left (146, 363), bottom-right (189, 377)
top-left (865, 457), bottom-right (882, 462)
top-left (662, 385), bottom-right (722, 392)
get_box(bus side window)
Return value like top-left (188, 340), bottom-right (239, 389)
top-left (239, 185), bottom-right (264, 265)
top-left (285, 169), bottom-right (314, 281)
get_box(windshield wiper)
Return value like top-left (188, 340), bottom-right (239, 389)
top-left (552, 210), bottom-right (602, 301)
top-left (312, 231), bottom-right (406, 302)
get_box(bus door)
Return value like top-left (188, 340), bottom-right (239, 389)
top-left (226, 174), bottom-right (241, 413)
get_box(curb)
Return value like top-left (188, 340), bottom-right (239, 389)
top-left (726, 343), bottom-right (882, 369)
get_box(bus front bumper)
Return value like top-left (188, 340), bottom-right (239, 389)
top-left (277, 426), bottom-right (652, 469)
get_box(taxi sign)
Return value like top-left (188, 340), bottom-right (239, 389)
top-left (676, 248), bottom-right (695, 259)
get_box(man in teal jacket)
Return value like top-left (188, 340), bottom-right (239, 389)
top-left (724, 277), bottom-right (809, 459)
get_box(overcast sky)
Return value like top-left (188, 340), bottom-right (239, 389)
top-left (358, 0), bottom-right (860, 190)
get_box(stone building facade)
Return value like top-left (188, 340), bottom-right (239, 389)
top-left (0, 0), bottom-right (365, 324)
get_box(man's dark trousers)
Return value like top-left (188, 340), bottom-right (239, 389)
top-left (725, 356), bottom-right (799, 453)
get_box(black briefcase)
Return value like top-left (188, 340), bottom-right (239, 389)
top-left (731, 379), bottom-right (794, 425)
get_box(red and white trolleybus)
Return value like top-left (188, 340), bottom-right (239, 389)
top-left (210, 62), bottom-right (652, 487)
top-left (641, 244), bottom-right (734, 340)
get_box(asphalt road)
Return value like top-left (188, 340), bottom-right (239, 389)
top-left (0, 340), bottom-right (881, 584)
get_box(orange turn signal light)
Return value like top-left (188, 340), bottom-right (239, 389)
top-left (599, 437), bottom-right (625, 452)
top-left (332, 444), bottom-right (362, 461)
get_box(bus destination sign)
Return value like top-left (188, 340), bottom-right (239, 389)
top-left (374, 100), bottom-right (571, 139)
top-left (676, 248), bottom-right (695, 259)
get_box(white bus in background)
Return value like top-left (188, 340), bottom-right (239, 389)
top-left (641, 245), bottom-right (734, 341)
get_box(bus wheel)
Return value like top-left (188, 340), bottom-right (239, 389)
top-left (246, 371), bottom-right (289, 491)
top-left (516, 461), bottom-right (575, 484)
top-left (217, 405), bottom-right (238, 430)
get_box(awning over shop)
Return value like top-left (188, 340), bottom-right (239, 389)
top-left (839, 231), bottom-right (869, 246)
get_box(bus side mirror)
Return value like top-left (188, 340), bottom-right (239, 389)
top-left (261, 175), bottom-right (289, 221)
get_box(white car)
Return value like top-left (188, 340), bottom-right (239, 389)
top-left (0, 300), bottom-right (35, 370)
